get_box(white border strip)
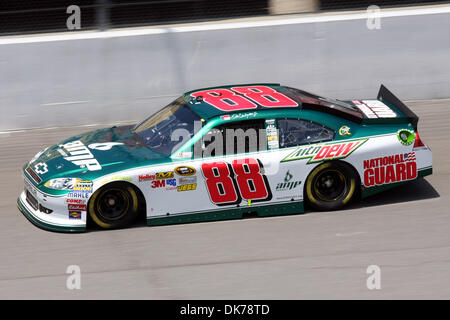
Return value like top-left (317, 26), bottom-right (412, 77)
top-left (1, 5), bottom-right (450, 45)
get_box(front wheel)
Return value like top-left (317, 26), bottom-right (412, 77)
top-left (88, 182), bottom-right (140, 229)
top-left (305, 161), bottom-right (359, 211)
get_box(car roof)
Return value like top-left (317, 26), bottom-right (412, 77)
top-left (182, 83), bottom-right (363, 123)
top-left (183, 83), bottom-right (297, 119)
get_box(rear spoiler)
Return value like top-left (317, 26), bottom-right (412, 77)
top-left (377, 84), bottom-right (419, 131)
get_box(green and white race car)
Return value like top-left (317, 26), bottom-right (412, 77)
top-left (18, 84), bottom-right (432, 232)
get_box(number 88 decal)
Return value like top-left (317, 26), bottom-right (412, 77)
top-left (201, 158), bottom-right (272, 206)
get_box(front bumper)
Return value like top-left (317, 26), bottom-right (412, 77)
top-left (17, 190), bottom-right (86, 233)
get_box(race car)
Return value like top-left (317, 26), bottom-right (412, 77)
top-left (18, 84), bottom-right (433, 232)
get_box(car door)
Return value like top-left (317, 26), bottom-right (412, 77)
top-left (273, 117), bottom-right (336, 200)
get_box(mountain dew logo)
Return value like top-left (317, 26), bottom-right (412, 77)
top-left (281, 139), bottom-right (367, 163)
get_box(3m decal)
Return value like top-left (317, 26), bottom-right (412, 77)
top-left (364, 152), bottom-right (417, 187)
top-left (151, 180), bottom-right (166, 188)
top-left (201, 158), bottom-right (272, 205)
top-left (174, 166), bottom-right (196, 176)
top-left (59, 140), bottom-right (101, 171)
top-left (191, 86), bottom-right (297, 111)
top-left (352, 100), bottom-right (397, 118)
top-left (281, 139), bottom-right (367, 163)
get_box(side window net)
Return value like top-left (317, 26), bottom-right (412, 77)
top-left (277, 119), bottom-right (334, 148)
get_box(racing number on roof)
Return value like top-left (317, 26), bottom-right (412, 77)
top-left (231, 86), bottom-right (298, 108)
top-left (191, 86), bottom-right (298, 111)
top-left (191, 89), bottom-right (257, 111)
top-left (202, 158), bottom-right (272, 205)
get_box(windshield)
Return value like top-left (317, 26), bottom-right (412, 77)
top-left (134, 98), bottom-right (201, 156)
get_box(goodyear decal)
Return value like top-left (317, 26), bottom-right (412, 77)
top-left (281, 139), bottom-right (367, 163)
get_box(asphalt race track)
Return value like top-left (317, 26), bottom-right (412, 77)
top-left (0, 99), bottom-right (448, 299)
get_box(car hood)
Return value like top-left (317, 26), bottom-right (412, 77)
top-left (25, 125), bottom-right (169, 185)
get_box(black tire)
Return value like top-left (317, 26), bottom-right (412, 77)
top-left (305, 161), bottom-right (359, 211)
top-left (88, 182), bottom-right (140, 229)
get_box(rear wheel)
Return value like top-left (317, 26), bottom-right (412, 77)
top-left (88, 182), bottom-right (140, 229)
top-left (305, 161), bottom-right (358, 211)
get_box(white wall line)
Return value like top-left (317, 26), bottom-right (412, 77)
top-left (1, 5), bottom-right (450, 45)
top-left (41, 100), bottom-right (90, 106)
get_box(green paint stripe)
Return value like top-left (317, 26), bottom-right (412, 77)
top-left (147, 201), bottom-right (304, 226)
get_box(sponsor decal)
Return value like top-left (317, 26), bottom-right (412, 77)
top-left (69, 210), bottom-right (82, 220)
top-left (174, 166), bottom-right (196, 176)
top-left (352, 100), bottom-right (397, 118)
top-left (166, 178), bottom-right (177, 186)
top-left (174, 151), bottom-right (192, 159)
top-left (397, 129), bottom-right (415, 146)
top-left (68, 204), bottom-right (87, 211)
top-left (363, 152), bottom-right (417, 187)
top-left (339, 125), bottom-right (351, 136)
top-left (177, 184), bottom-right (197, 192)
top-left (66, 198), bottom-right (85, 204)
top-left (156, 171), bottom-right (174, 179)
top-left (59, 140), bottom-right (101, 171)
top-left (179, 176), bottom-right (197, 185)
top-left (73, 180), bottom-right (93, 192)
top-left (101, 176), bottom-right (132, 185)
top-left (34, 162), bottom-right (48, 175)
top-left (229, 111), bottom-right (258, 120)
top-left (276, 170), bottom-right (301, 191)
top-left (66, 191), bottom-right (90, 199)
top-left (265, 119), bottom-right (279, 150)
top-left (221, 115), bottom-right (231, 121)
top-left (139, 173), bottom-right (155, 182)
top-left (87, 142), bottom-right (124, 151)
top-left (151, 180), bottom-right (166, 188)
top-left (282, 139), bottom-right (367, 163)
